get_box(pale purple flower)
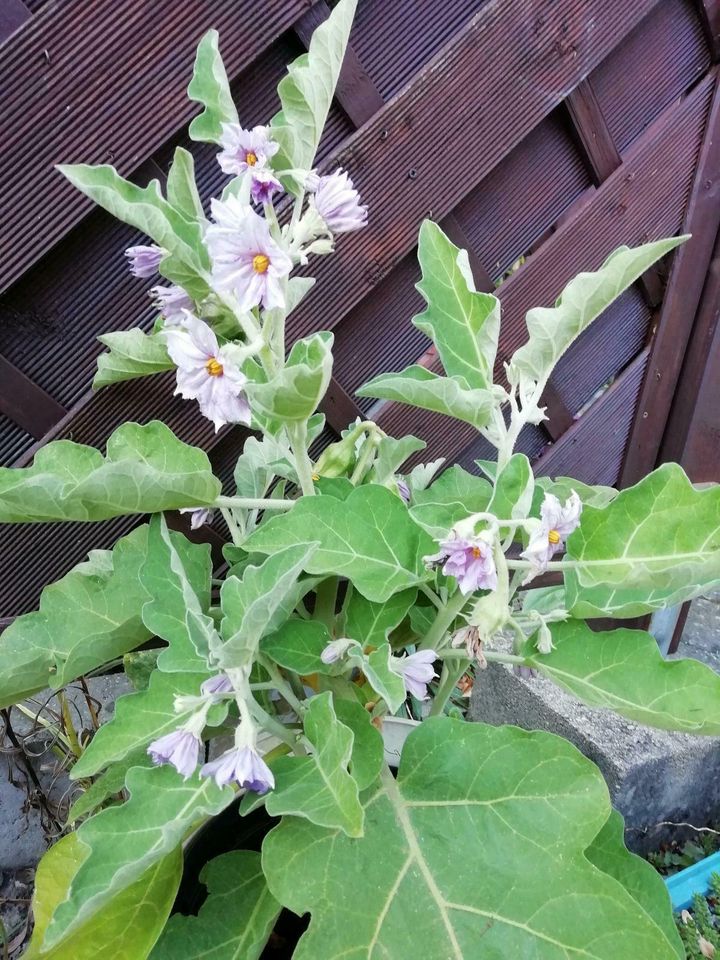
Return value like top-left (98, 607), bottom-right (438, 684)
top-left (217, 123), bottom-right (279, 177)
top-left (520, 491), bottom-right (582, 581)
top-left (424, 530), bottom-right (497, 595)
top-left (126, 244), bottom-right (164, 277)
top-left (147, 729), bottom-right (201, 779)
top-left (200, 744), bottom-right (274, 794)
top-left (200, 673), bottom-right (233, 697)
top-left (393, 649), bottom-right (437, 700)
top-left (151, 284), bottom-right (194, 327)
top-left (396, 478), bottom-right (411, 503)
top-left (206, 197), bottom-right (293, 312)
top-left (310, 168), bottom-right (368, 234)
top-left (164, 313), bottom-right (251, 431)
top-left (320, 637), bottom-right (354, 665)
top-left (180, 506), bottom-right (215, 530)
top-left (250, 167), bottom-right (283, 205)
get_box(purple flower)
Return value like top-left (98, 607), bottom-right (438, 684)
top-left (394, 649), bottom-right (437, 700)
top-left (396, 478), bottom-right (411, 503)
top-left (250, 168), bottom-right (283, 205)
top-left (125, 244), bottom-right (164, 278)
top-left (164, 313), bottom-right (251, 431)
top-left (200, 744), bottom-right (274, 794)
top-left (147, 729), bottom-right (201, 779)
top-left (206, 197), bottom-right (293, 312)
top-left (200, 673), bottom-right (233, 697)
top-left (310, 168), bottom-right (367, 234)
top-left (151, 284), bottom-right (194, 327)
top-left (424, 531), bottom-right (498, 595)
top-left (217, 123), bottom-right (279, 177)
top-left (180, 507), bottom-right (215, 530)
top-left (520, 491), bottom-right (582, 581)
top-left (320, 637), bottom-right (354, 665)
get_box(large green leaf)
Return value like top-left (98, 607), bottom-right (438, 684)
top-left (586, 811), bottom-right (683, 957)
top-left (265, 692), bottom-right (364, 837)
top-left (57, 164), bottom-right (208, 273)
top-left (187, 29), bottom-right (239, 143)
top-left (149, 851), bottom-right (280, 960)
top-left (357, 365), bottom-right (498, 430)
top-left (271, 0), bottom-right (357, 172)
top-left (410, 464), bottom-right (492, 539)
top-left (344, 588), bottom-right (417, 648)
top-left (534, 475), bottom-right (617, 511)
top-left (245, 485), bottom-right (436, 602)
top-left (219, 544), bottom-right (319, 670)
top-left (142, 515), bottom-right (218, 673)
top-left (24, 834), bottom-right (181, 960)
top-left (524, 620), bottom-right (720, 735)
top-left (45, 766), bottom-right (235, 948)
top-left (508, 237), bottom-right (686, 398)
top-left (262, 619), bottom-right (334, 676)
top-left (564, 463), bottom-right (720, 617)
top-left (166, 146), bottom-right (205, 221)
top-left (245, 332), bottom-right (333, 424)
top-left (263, 717), bottom-right (681, 959)
top-left (71, 670), bottom-right (224, 779)
top-left (412, 220), bottom-right (501, 389)
top-left (488, 453), bottom-right (534, 520)
top-left (0, 421), bottom-right (221, 523)
top-left (0, 526), bottom-right (151, 707)
top-left (94, 329), bottom-right (173, 390)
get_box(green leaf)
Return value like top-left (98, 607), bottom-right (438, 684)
top-left (71, 670), bottom-right (224, 779)
top-left (24, 834), bottom-right (181, 960)
top-left (534, 475), bottom-right (618, 511)
top-left (44, 766), bottom-right (235, 948)
top-left (219, 544), bottom-right (319, 670)
top-left (370, 435), bottom-right (426, 485)
top-left (508, 237), bottom-right (687, 396)
top-left (187, 30), bottom-right (238, 144)
top-left (564, 463), bottom-right (720, 617)
top-left (0, 421), bottom-right (221, 523)
top-left (363, 643), bottom-right (407, 713)
top-left (0, 526), bottom-right (151, 707)
top-left (93, 329), bottom-right (173, 390)
top-left (265, 692), bottom-right (364, 836)
top-left (407, 457), bottom-right (446, 492)
top-left (263, 717), bottom-right (682, 959)
top-left (142, 515), bottom-right (218, 673)
top-left (344, 588), bottom-right (417, 648)
top-left (412, 219), bottom-right (501, 389)
top-left (69, 749), bottom-right (152, 822)
top-left (149, 851), bottom-right (280, 960)
top-left (246, 332), bottom-right (334, 424)
top-left (524, 619), bottom-right (720, 735)
top-left (333, 699), bottom-right (384, 791)
top-left (489, 453), bottom-right (534, 520)
top-left (123, 650), bottom-right (159, 691)
top-left (262, 619), bottom-right (333, 676)
top-left (245, 485), bottom-right (436, 602)
top-left (271, 0), bottom-right (357, 173)
top-left (57, 164), bottom-right (208, 273)
top-left (410, 464), bottom-right (492, 539)
top-left (166, 146), bottom-right (205, 221)
top-left (586, 811), bottom-right (683, 957)
top-left (357, 365), bottom-right (498, 430)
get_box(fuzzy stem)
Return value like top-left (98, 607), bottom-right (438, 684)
top-left (429, 658), bottom-right (466, 716)
top-left (288, 422), bottom-right (316, 496)
top-left (216, 495), bottom-right (295, 511)
top-left (219, 507), bottom-right (244, 546)
top-left (419, 589), bottom-right (469, 651)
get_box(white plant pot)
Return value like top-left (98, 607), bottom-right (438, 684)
top-left (381, 716), bottom-right (421, 768)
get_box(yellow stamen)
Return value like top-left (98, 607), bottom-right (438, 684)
top-left (205, 358), bottom-right (224, 377)
top-left (252, 253), bottom-right (270, 274)
top-left (548, 529), bottom-right (561, 545)
top-left (471, 546), bottom-right (483, 559)
top-left (311, 474), bottom-right (320, 482)
top-left (245, 151), bottom-right (258, 167)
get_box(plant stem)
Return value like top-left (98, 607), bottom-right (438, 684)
top-left (419, 589), bottom-right (469, 651)
top-left (288, 422), bottom-right (316, 496)
top-left (257, 656), bottom-right (306, 716)
top-left (247, 698), bottom-right (304, 754)
top-left (429, 658), bottom-right (466, 716)
top-left (418, 583), bottom-right (443, 610)
top-left (216, 495), bottom-right (294, 511)
top-left (57, 691), bottom-right (83, 759)
top-left (219, 507), bottom-right (244, 547)
top-left (350, 433), bottom-right (380, 485)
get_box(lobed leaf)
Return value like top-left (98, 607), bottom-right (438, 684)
top-left (245, 331), bottom-right (334, 424)
top-left (244, 485), bottom-right (436, 602)
top-left (344, 588), bottom-right (417, 648)
top-left (93, 329), bottom-right (173, 390)
top-left (262, 618), bottom-right (334, 676)
top-left (0, 421), bottom-right (221, 523)
top-left (68, 748), bottom-right (152, 822)
top-left (410, 464), bottom-right (492, 539)
top-left (370, 434), bottom-right (426, 485)
top-left (187, 30), bottom-right (239, 143)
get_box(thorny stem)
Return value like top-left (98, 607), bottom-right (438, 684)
top-left (419, 589), bottom-right (469, 651)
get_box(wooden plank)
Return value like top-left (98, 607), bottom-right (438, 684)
top-left (661, 225), bottom-right (720, 479)
top-left (0, 355), bottom-right (67, 439)
top-left (0, 0), bottom-right (30, 42)
top-left (565, 79), bottom-right (622, 185)
top-left (696, 0), bottom-right (720, 60)
top-left (621, 70), bottom-right (720, 486)
top-left (286, 0), bottom-right (665, 347)
top-left (0, 0), bottom-right (311, 293)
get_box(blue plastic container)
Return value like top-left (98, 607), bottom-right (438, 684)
top-left (665, 851), bottom-right (720, 911)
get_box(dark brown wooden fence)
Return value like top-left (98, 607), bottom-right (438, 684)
top-left (1, 0), bottom-right (720, 621)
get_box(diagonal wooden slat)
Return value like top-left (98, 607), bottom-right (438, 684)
top-left (565, 79), bottom-right (622, 185)
top-left (0, 0), bottom-right (30, 43)
top-left (0, 355), bottom-right (67, 439)
top-left (696, 0), bottom-right (720, 60)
